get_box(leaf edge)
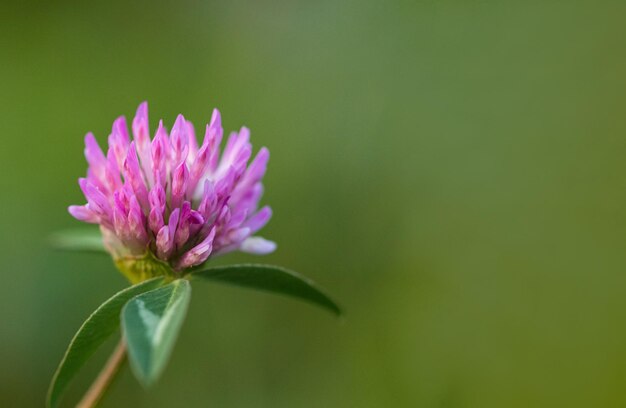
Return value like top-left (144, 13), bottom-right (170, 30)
top-left (191, 263), bottom-right (343, 316)
top-left (46, 277), bottom-right (164, 408)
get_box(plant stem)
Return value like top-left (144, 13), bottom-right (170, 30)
top-left (77, 339), bottom-right (127, 408)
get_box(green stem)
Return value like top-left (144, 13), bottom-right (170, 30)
top-left (77, 339), bottom-right (127, 408)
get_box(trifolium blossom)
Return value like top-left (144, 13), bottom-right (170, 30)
top-left (69, 102), bottom-right (275, 282)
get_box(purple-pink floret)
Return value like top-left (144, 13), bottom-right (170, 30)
top-left (69, 102), bottom-right (275, 270)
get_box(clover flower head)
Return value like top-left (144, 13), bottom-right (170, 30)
top-left (69, 102), bottom-right (274, 281)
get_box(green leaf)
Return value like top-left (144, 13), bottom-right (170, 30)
top-left (49, 228), bottom-right (106, 254)
top-left (122, 280), bottom-right (191, 387)
top-left (192, 264), bottom-right (342, 316)
top-left (47, 277), bottom-right (164, 408)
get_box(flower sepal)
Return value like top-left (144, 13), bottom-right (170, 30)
top-left (114, 251), bottom-right (175, 284)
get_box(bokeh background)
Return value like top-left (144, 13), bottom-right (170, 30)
top-left (2, 1), bottom-right (626, 407)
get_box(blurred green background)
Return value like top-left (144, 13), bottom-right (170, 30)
top-left (2, 1), bottom-right (626, 407)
